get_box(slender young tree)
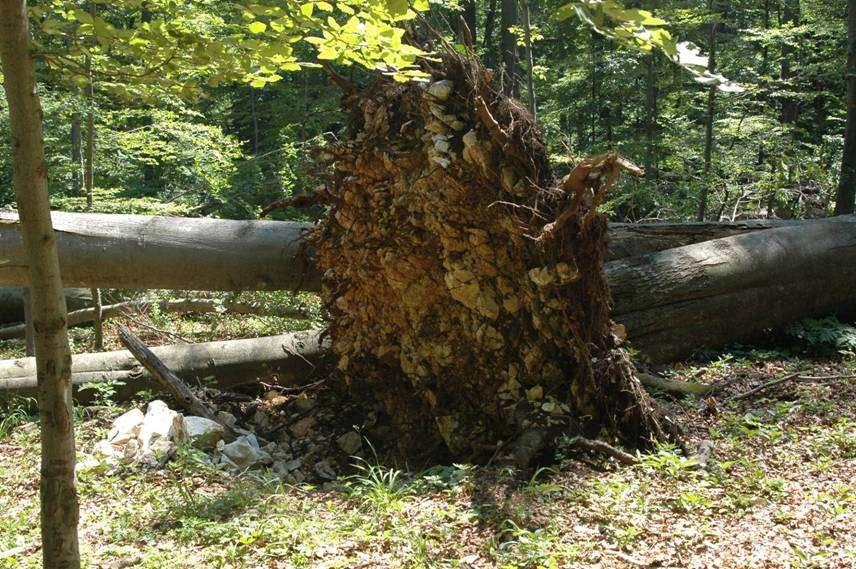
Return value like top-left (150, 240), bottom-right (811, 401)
top-left (836, 0), bottom-right (856, 215)
top-left (522, 0), bottom-right (536, 118)
top-left (697, 5), bottom-right (720, 221)
top-left (644, 53), bottom-right (658, 182)
top-left (84, 53), bottom-right (103, 349)
top-left (0, 0), bottom-right (80, 567)
top-left (780, 0), bottom-right (800, 124)
top-left (459, 0), bottom-right (477, 46)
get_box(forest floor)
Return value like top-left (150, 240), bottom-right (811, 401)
top-left (0, 299), bottom-right (854, 569)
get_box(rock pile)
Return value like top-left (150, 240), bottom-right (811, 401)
top-left (90, 392), bottom-right (369, 484)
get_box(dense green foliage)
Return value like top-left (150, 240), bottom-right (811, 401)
top-left (0, 0), bottom-right (849, 221)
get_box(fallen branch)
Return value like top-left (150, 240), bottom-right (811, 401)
top-left (728, 371), bottom-right (805, 402)
top-left (728, 371), bottom-right (856, 402)
top-left (570, 437), bottom-right (639, 465)
top-left (0, 298), bottom-right (309, 340)
top-left (637, 373), bottom-right (714, 396)
top-left (0, 330), bottom-right (329, 401)
top-left (117, 325), bottom-right (235, 437)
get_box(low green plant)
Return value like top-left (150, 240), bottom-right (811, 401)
top-left (786, 317), bottom-right (856, 355)
top-left (0, 396), bottom-right (37, 440)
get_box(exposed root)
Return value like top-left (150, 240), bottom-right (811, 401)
top-left (310, 52), bottom-right (678, 462)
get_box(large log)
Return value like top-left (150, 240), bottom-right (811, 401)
top-left (0, 211), bottom-right (851, 362)
top-left (608, 215), bottom-right (856, 361)
top-left (0, 210), bottom-right (318, 291)
top-left (0, 286), bottom-right (92, 323)
top-left (0, 330), bottom-right (329, 399)
top-left (0, 211), bottom-right (813, 291)
top-left (607, 219), bottom-right (803, 259)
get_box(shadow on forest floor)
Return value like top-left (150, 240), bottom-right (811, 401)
top-left (1, 349), bottom-right (854, 568)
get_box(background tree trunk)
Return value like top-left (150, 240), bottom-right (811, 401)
top-left (644, 53), bottom-right (658, 182)
top-left (836, 0), bottom-right (856, 216)
top-left (483, 0), bottom-right (498, 66)
top-left (0, 0), bottom-right (80, 566)
top-left (522, 0), bottom-right (536, 118)
top-left (500, 0), bottom-right (519, 95)
top-left (697, 11), bottom-right (719, 221)
top-left (779, 0), bottom-right (800, 124)
top-left (459, 0), bottom-right (477, 46)
top-left (69, 112), bottom-right (82, 196)
top-left (84, 54), bottom-right (103, 349)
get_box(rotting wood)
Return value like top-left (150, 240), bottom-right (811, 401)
top-left (570, 436), bottom-right (639, 465)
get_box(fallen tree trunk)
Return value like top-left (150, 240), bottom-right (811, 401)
top-left (607, 218), bottom-right (803, 259)
top-left (0, 210), bottom-right (318, 291)
top-left (0, 330), bottom-right (329, 400)
top-left (0, 212), bottom-right (817, 291)
top-left (608, 216), bottom-right (856, 362)
top-left (0, 213), bottom-right (851, 362)
top-left (0, 214), bottom-right (856, 361)
top-left (0, 286), bottom-right (92, 323)
top-left (0, 298), bottom-right (309, 340)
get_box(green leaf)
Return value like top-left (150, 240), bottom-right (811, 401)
top-left (248, 21), bottom-right (267, 34)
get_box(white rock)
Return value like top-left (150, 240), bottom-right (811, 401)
top-left (107, 408), bottom-right (144, 444)
top-left (216, 411), bottom-right (237, 428)
top-left (183, 416), bottom-right (226, 450)
top-left (222, 435), bottom-right (272, 468)
top-left (138, 400), bottom-right (187, 452)
top-left (122, 438), bottom-right (139, 461)
top-left (273, 458), bottom-right (302, 476)
top-left (427, 80), bottom-right (453, 100)
top-left (95, 439), bottom-right (123, 459)
top-left (314, 460), bottom-right (337, 480)
top-left (141, 438), bottom-right (175, 465)
top-left (336, 431), bottom-right (362, 455)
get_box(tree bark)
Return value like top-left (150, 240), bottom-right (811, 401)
top-left (500, 0), bottom-right (519, 96)
top-left (608, 216), bottom-right (856, 362)
top-left (644, 53), bottom-right (658, 182)
top-left (483, 0), bottom-right (498, 66)
top-left (522, 0), bottom-right (536, 119)
top-left (0, 330), bottom-right (328, 400)
top-left (0, 287), bottom-right (92, 323)
top-left (83, 53), bottom-right (103, 349)
top-left (459, 0), bottom-right (477, 47)
top-left (0, 213), bottom-right (817, 290)
top-left (0, 0), bottom-right (80, 566)
top-left (0, 211), bottom-right (316, 291)
top-left (779, 0), bottom-right (800, 124)
top-left (22, 286), bottom-right (34, 356)
top-left (697, 11), bottom-right (719, 221)
top-left (69, 113), bottom-right (82, 196)
top-left (836, 0), bottom-right (856, 216)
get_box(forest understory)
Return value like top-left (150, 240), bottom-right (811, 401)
top-left (0, 296), bottom-right (854, 568)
